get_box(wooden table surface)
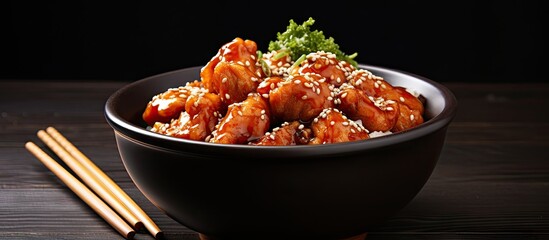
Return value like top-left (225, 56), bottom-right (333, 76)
top-left (1, 80), bottom-right (548, 239)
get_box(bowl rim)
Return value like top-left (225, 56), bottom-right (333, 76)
top-left (105, 64), bottom-right (457, 156)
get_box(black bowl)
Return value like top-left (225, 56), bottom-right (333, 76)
top-left (105, 64), bottom-right (457, 239)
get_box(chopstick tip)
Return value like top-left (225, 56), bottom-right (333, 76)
top-left (134, 221), bottom-right (144, 232)
top-left (24, 141), bottom-right (35, 149)
top-left (126, 230), bottom-right (136, 240)
top-left (46, 126), bottom-right (56, 133)
top-left (155, 231), bottom-right (165, 239)
top-left (37, 129), bottom-right (47, 137)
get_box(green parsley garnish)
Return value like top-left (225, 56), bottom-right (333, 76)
top-left (268, 17), bottom-right (358, 67)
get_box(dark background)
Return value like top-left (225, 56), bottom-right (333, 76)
top-left (2, 1), bottom-right (547, 83)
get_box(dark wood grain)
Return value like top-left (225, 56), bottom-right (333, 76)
top-left (1, 81), bottom-right (548, 239)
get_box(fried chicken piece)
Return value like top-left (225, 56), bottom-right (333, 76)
top-left (269, 73), bottom-right (334, 123)
top-left (200, 37), bottom-right (263, 105)
top-left (347, 69), bottom-right (391, 97)
top-left (347, 69), bottom-right (425, 132)
top-left (210, 93), bottom-right (271, 144)
top-left (256, 76), bottom-right (285, 99)
top-left (309, 108), bottom-right (370, 144)
top-left (252, 121), bottom-right (312, 146)
top-left (336, 84), bottom-right (399, 132)
top-left (142, 80), bottom-right (207, 126)
top-left (292, 51), bottom-right (356, 87)
top-left (150, 92), bottom-right (223, 141)
top-left (381, 87), bottom-right (424, 132)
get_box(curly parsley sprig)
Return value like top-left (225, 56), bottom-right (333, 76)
top-left (268, 17), bottom-right (358, 67)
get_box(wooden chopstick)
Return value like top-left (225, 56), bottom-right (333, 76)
top-left (45, 127), bottom-right (164, 239)
top-left (36, 130), bottom-right (143, 231)
top-left (25, 142), bottom-right (136, 239)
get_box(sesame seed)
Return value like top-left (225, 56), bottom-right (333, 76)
top-left (341, 92), bottom-right (348, 98)
top-left (342, 121), bottom-right (349, 126)
top-left (262, 94), bottom-right (269, 98)
top-left (294, 80), bottom-right (301, 84)
top-left (225, 94), bottom-right (230, 99)
top-left (245, 61), bottom-right (250, 66)
top-left (330, 121), bottom-right (335, 126)
top-left (261, 109), bottom-right (266, 114)
top-left (261, 115), bottom-right (265, 120)
top-left (302, 95), bottom-right (308, 100)
top-left (400, 97), bottom-right (405, 102)
top-left (298, 124), bottom-right (304, 130)
top-left (410, 114), bottom-right (415, 121)
top-left (222, 77), bottom-right (228, 83)
top-left (386, 107), bottom-right (394, 111)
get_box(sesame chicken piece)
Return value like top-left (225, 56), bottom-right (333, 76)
top-left (347, 68), bottom-right (425, 132)
top-left (252, 121), bottom-right (312, 146)
top-left (257, 76), bottom-right (285, 99)
top-left (200, 37), bottom-right (263, 105)
top-left (210, 93), bottom-right (271, 144)
top-left (269, 73), bottom-right (334, 123)
top-left (210, 61), bottom-right (261, 105)
top-left (380, 87), bottom-right (425, 132)
top-left (142, 81), bottom-right (207, 126)
top-left (309, 108), bottom-right (370, 144)
top-left (292, 51), bottom-right (355, 87)
top-left (391, 103), bottom-right (424, 132)
top-left (150, 92), bottom-right (223, 141)
top-left (347, 69), bottom-right (391, 96)
top-left (336, 85), bottom-right (399, 132)
top-left (380, 86), bottom-right (424, 116)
